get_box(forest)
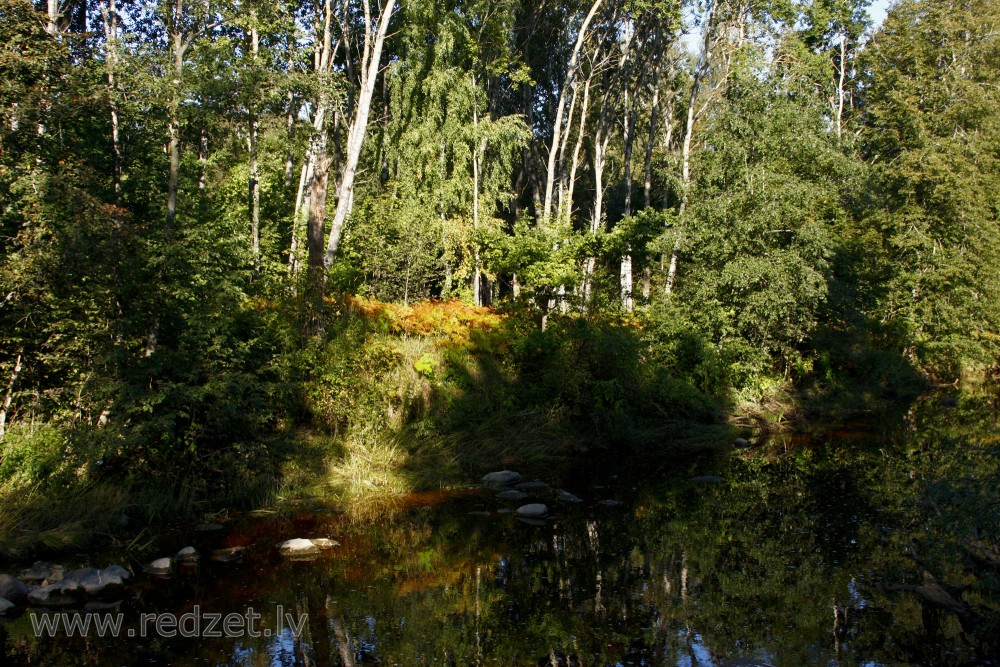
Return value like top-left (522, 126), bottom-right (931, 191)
top-left (0, 0), bottom-right (998, 556)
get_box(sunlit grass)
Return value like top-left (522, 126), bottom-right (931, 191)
top-left (327, 426), bottom-right (411, 522)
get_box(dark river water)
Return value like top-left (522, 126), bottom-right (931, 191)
top-left (2, 393), bottom-right (999, 666)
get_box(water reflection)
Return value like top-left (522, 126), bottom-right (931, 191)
top-left (2, 393), bottom-right (998, 665)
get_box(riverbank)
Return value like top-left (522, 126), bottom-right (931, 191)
top-left (0, 297), bottom-right (936, 562)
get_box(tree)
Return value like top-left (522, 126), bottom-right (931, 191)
top-left (859, 0), bottom-right (1000, 373)
top-left (322, 0), bottom-right (397, 267)
top-left (669, 43), bottom-right (852, 373)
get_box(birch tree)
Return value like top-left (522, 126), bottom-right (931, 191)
top-left (322, 0), bottom-right (397, 267)
top-left (541, 0), bottom-right (605, 225)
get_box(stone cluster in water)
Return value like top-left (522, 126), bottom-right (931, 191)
top-left (0, 563), bottom-right (133, 614)
top-left (0, 532), bottom-right (341, 616)
top-left (475, 470), bottom-right (619, 523)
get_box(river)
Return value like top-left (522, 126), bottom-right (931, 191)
top-left (2, 392), bottom-right (998, 665)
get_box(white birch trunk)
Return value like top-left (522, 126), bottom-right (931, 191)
top-left (249, 23), bottom-right (261, 264)
top-left (555, 80), bottom-right (580, 221)
top-left (324, 0), bottom-right (398, 267)
top-left (667, 0), bottom-right (716, 296)
top-left (836, 31), bottom-right (846, 141)
top-left (47, 0), bottom-right (60, 36)
top-left (620, 254), bottom-right (633, 311)
top-left (472, 89), bottom-right (485, 307)
top-left (542, 0), bottom-right (604, 223)
top-left (0, 350), bottom-right (23, 442)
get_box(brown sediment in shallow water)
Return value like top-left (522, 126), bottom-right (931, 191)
top-left (398, 487), bottom-right (477, 510)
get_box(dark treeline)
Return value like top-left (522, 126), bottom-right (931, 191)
top-left (0, 0), bottom-right (998, 550)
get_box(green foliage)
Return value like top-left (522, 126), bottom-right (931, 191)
top-left (667, 61), bottom-right (851, 375)
top-left (0, 424), bottom-right (68, 489)
top-left (0, 0), bottom-right (997, 561)
top-left (332, 182), bottom-right (446, 301)
top-left (859, 0), bottom-right (1000, 375)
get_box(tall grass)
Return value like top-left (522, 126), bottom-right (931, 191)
top-left (0, 482), bottom-right (161, 560)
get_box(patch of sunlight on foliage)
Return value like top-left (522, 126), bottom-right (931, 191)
top-left (730, 373), bottom-right (785, 411)
top-left (345, 296), bottom-right (502, 345)
top-left (732, 384), bottom-right (797, 432)
top-left (0, 424), bottom-right (72, 489)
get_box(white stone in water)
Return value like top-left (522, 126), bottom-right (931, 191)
top-left (482, 470), bottom-right (521, 487)
top-left (514, 503), bottom-right (548, 518)
top-left (63, 568), bottom-right (106, 596)
top-left (176, 546), bottom-right (200, 562)
top-left (144, 558), bottom-right (172, 575)
top-left (82, 567), bottom-right (128, 597)
top-left (311, 538), bottom-right (339, 550)
top-left (27, 580), bottom-right (86, 607)
top-left (497, 489), bottom-right (528, 501)
top-left (101, 565), bottom-right (132, 585)
top-left (19, 562), bottom-right (63, 586)
top-left (279, 538), bottom-right (321, 557)
top-left (0, 597), bottom-right (15, 615)
top-left (0, 574), bottom-right (29, 604)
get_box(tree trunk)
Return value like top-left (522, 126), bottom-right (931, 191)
top-left (249, 23), bottom-right (261, 265)
top-left (621, 86), bottom-right (637, 311)
top-left (644, 56), bottom-right (667, 210)
top-left (555, 78), bottom-right (580, 221)
top-left (306, 154), bottom-right (331, 333)
top-left (101, 0), bottom-right (122, 204)
top-left (667, 0), bottom-right (716, 296)
top-left (323, 0), bottom-right (398, 267)
top-left (284, 35), bottom-right (299, 188)
top-left (564, 73), bottom-right (592, 224)
top-left (166, 10), bottom-right (186, 233)
top-left (582, 118), bottom-right (611, 306)
top-left (620, 252), bottom-right (634, 311)
top-left (542, 0), bottom-right (604, 223)
top-left (591, 125), bottom-right (607, 235)
top-left (47, 0), bottom-right (60, 36)
top-left (0, 349), bottom-right (23, 442)
top-left (149, 0), bottom-right (191, 358)
top-left (288, 154), bottom-right (312, 276)
top-left (835, 31), bottom-right (846, 141)
top-left (622, 89), bottom-right (635, 217)
top-left (294, 0), bottom-right (336, 282)
top-left (661, 101), bottom-right (675, 208)
top-left (307, 157), bottom-right (330, 278)
top-left (472, 88), bottom-right (486, 307)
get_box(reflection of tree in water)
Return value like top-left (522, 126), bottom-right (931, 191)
top-left (3, 395), bottom-right (998, 665)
